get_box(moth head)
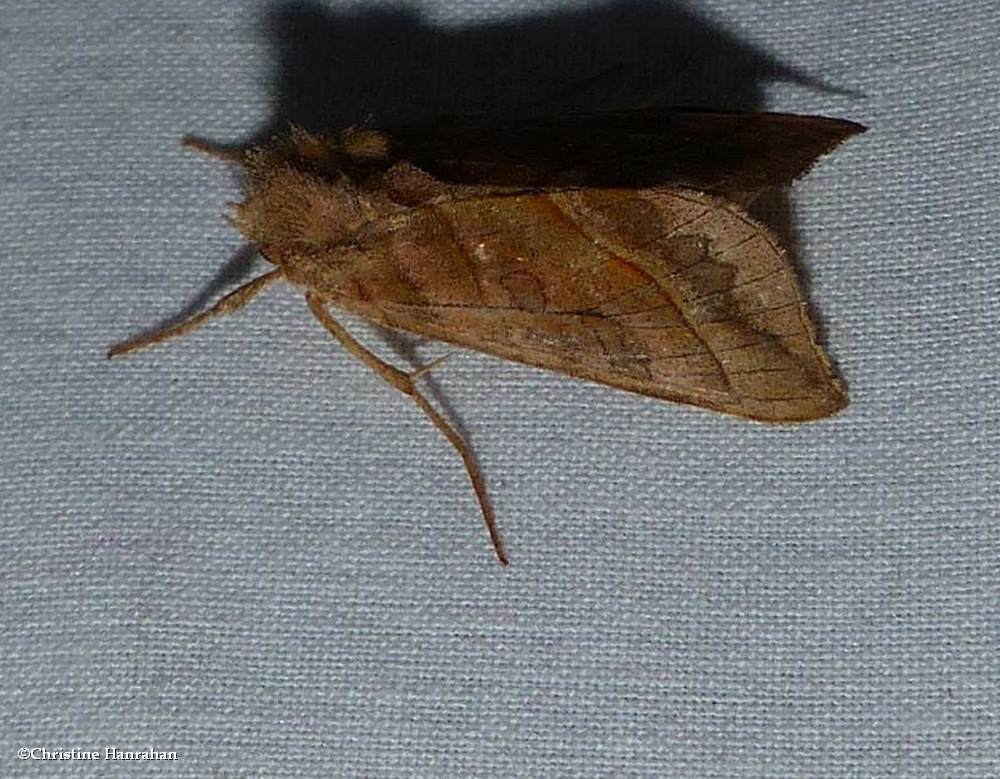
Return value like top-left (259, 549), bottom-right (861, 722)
top-left (229, 162), bottom-right (368, 262)
top-left (228, 127), bottom-right (393, 260)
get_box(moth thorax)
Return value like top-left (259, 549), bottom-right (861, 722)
top-left (232, 166), bottom-right (366, 250)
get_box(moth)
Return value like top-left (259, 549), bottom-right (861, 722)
top-left (110, 109), bottom-right (864, 565)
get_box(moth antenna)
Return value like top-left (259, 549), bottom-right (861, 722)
top-left (107, 270), bottom-right (282, 358)
top-left (181, 135), bottom-right (249, 166)
top-left (305, 294), bottom-right (509, 566)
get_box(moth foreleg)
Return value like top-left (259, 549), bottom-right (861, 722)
top-left (305, 293), bottom-right (508, 566)
top-left (108, 269), bottom-right (282, 358)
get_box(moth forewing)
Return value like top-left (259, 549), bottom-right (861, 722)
top-left (288, 185), bottom-right (845, 422)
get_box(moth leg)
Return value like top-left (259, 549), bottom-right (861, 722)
top-left (108, 269), bottom-right (283, 358)
top-left (305, 293), bottom-right (508, 566)
top-left (181, 136), bottom-right (249, 165)
top-left (410, 352), bottom-right (453, 381)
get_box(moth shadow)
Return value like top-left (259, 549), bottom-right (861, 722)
top-left (257, 0), bottom-right (840, 129)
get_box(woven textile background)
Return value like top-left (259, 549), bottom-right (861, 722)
top-left (2, 0), bottom-right (997, 776)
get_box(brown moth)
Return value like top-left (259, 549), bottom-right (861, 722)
top-left (110, 109), bottom-right (864, 565)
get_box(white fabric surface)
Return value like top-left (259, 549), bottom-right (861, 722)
top-left (2, 0), bottom-right (997, 776)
